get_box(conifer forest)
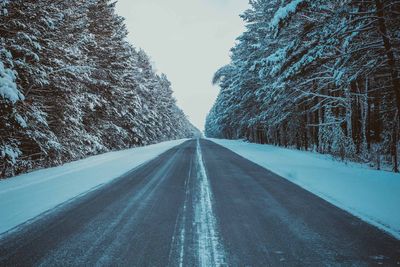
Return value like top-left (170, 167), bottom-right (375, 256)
top-left (206, 0), bottom-right (400, 172)
top-left (0, 0), bottom-right (198, 178)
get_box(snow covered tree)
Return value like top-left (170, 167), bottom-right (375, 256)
top-left (0, 0), bottom-right (198, 178)
top-left (206, 0), bottom-right (400, 171)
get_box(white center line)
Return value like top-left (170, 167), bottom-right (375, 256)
top-left (195, 139), bottom-right (226, 267)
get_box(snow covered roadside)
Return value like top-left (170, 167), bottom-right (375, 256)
top-left (208, 138), bottom-right (400, 240)
top-left (0, 139), bottom-right (188, 235)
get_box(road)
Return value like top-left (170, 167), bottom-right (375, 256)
top-left (0, 139), bottom-right (399, 266)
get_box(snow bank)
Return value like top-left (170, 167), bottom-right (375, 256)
top-left (0, 139), bottom-right (187, 235)
top-left (209, 139), bottom-right (400, 240)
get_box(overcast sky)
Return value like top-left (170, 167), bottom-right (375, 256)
top-left (116, 0), bottom-right (248, 131)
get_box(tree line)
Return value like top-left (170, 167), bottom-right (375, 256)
top-left (0, 0), bottom-right (198, 178)
top-left (206, 0), bottom-right (400, 171)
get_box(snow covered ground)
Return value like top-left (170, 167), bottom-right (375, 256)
top-left (0, 139), bottom-right (187, 235)
top-left (209, 138), bottom-right (400, 240)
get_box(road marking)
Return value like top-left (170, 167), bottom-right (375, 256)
top-left (168, 140), bottom-right (226, 266)
top-left (195, 139), bottom-right (226, 267)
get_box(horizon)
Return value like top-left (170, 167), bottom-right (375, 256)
top-left (116, 0), bottom-right (249, 131)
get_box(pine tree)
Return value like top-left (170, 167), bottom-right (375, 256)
top-left (206, 0), bottom-right (400, 171)
top-left (0, 0), bottom-right (198, 178)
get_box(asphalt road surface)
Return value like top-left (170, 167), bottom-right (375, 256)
top-left (0, 139), bottom-right (399, 266)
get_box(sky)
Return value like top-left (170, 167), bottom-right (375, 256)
top-left (116, 0), bottom-right (249, 131)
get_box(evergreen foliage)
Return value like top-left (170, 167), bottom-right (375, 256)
top-left (206, 0), bottom-right (400, 171)
top-left (0, 0), bottom-right (198, 178)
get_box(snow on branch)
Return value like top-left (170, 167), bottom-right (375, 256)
top-left (1, 144), bottom-right (22, 164)
top-left (212, 65), bottom-right (234, 85)
top-left (0, 61), bottom-right (24, 103)
top-left (270, 0), bottom-right (305, 30)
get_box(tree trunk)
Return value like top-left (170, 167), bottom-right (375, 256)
top-left (375, 0), bottom-right (400, 118)
top-left (360, 77), bottom-right (369, 159)
top-left (392, 111), bottom-right (399, 173)
top-left (304, 109), bottom-right (309, 151)
top-left (346, 83), bottom-right (354, 139)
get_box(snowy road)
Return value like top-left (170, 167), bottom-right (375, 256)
top-left (0, 139), bottom-right (399, 266)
